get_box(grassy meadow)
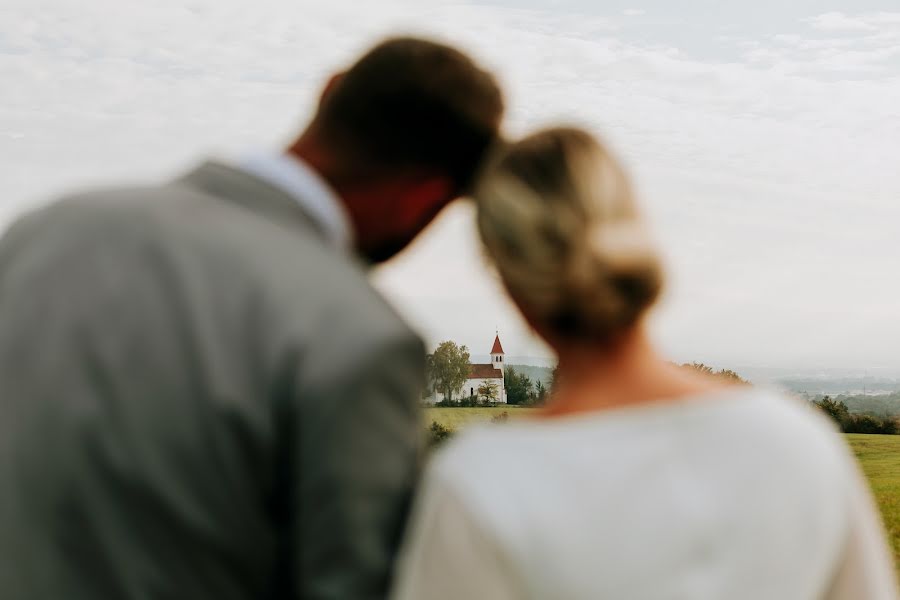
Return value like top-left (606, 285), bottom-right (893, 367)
top-left (424, 405), bottom-right (530, 430)
top-left (846, 434), bottom-right (900, 571)
top-left (425, 409), bottom-right (900, 572)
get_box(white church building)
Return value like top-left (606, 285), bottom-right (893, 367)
top-left (426, 335), bottom-right (508, 404)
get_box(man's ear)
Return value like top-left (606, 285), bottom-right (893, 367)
top-left (319, 72), bottom-right (344, 108)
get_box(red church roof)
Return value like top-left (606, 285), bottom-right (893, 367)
top-left (490, 335), bottom-right (505, 355)
top-left (468, 364), bottom-right (503, 379)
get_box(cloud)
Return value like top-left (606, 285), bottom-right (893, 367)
top-left (743, 12), bottom-right (900, 78)
top-left (2, 1), bottom-right (900, 368)
top-left (623, 9), bottom-right (646, 17)
top-left (806, 11), bottom-right (900, 33)
top-left (808, 12), bottom-right (878, 32)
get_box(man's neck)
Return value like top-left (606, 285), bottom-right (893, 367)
top-left (287, 136), bottom-right (376, 263)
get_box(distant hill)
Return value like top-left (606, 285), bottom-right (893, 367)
top-left (509, 364), bottom-right (553, 387)
top-left (833, 392), bottom-right (900, 418)
top-left (780, 377), bottom-right (900, 396)
top-left (498, 362), bottom-right (900, 398)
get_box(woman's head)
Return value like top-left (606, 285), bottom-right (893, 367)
top-left (475, 127), bottom-right (663, 348)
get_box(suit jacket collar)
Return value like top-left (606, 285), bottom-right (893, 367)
top-left (238, 152), bottom-right (353, 252)
top-left (176, 160), bottom-right (334, 244)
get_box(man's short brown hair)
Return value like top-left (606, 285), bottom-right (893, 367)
top-left (315, 37), bottom-right (504, 193)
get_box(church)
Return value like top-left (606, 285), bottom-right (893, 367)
top-left (425, 335), bottom-right (508, 404)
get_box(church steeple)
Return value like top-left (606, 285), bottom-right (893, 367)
top-left (490, 334), bottom-right (505, 375)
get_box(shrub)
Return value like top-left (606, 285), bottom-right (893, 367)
top-left (844, 414), bottom-right (898, 435)
top-left (460, 395), bottom-right (479, 407)
top-left (435, 396), bottom-right (478, 407)
top-left (427, 421), bottom-right (454, 448)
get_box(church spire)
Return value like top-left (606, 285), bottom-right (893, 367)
top-left (490, 334), bottom-right (505, 375)
top-left (490, 334), bottom-right (505, 355)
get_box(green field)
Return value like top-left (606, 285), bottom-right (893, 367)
top-left (424, 405), bottom-right (531, 430)
top-left (425, 409), bottom-right (900, 572)
top-left (847, 434), bottom-right (900, 571)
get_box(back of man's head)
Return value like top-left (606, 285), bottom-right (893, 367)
top-left (294, 37), bottom-right (503, 263)
top-left (313, 37), bottom-right (505, 195)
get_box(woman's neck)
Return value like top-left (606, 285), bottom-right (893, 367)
top-left (541, 328), bottom-right (728, 419)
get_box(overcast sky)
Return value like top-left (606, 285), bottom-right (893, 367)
top-left (3, 0), bottom-right (900, 370)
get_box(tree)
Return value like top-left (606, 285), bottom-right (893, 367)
top-left (478, 380), bottom-right (500, 405)
top-left (428, 341), bottom-right (471, 402)
top-left (532, 380), bottom-right (548, 405)
top-left (549, 364), bottom-right (561, 393)
top-left (717, 369), bottom-right (749, 385)
top-left (682, 363), bottom-right (749, 385)
top-left (684, 362), bottom-right (715, 376)
top-left (504, 366), bottom-right (534, 405)
top-left (815, 395), bottom-right (850, 428)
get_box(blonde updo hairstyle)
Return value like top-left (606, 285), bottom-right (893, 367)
top-left (475, 127), bottom-right (664, 344)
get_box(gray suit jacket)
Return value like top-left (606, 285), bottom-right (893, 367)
top-left (0, 162), bottom-right (425, 599)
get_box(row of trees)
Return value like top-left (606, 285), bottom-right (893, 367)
top-left (504, 366), bottom-right (548, 406)
top-left (431, 365), bottom-right (549, 407)
top-left (814, 396), bottom-right (898, 435)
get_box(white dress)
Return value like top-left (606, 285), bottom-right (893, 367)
top-left (392, 389), bottom-right (898, 600)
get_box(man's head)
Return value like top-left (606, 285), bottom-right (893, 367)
top-left (290, 37), bottom-right (504, 263)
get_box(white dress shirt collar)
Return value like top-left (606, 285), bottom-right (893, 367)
top-left (239, 152), bottom-right (354, 251)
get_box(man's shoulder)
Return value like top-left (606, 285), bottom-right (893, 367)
top-left (4, 177), bottom-right (418, 345)
top-left (10, 174), bottom-right (332, 273)
top-left (4, 178), bottom-right (236, 247)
